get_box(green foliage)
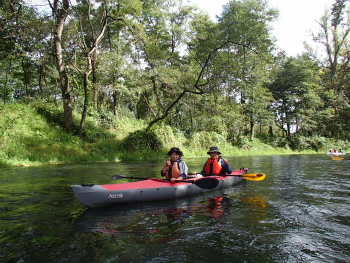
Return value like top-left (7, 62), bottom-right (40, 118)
top-left (1, 0), bottom-right (349, 142)
top-left (255, 134), bottom-right (290, 149)
top-left (2, 0), bottom-right (350, 165)
top-left (122, 129), bottom-right (162, 154)
top-left (0, 102), bottom-right (126, 166)
top-left (288, 135), bottom-right (310, 152)
top-left (233, 135), bottom-right (251, 148)
top-left (36, 102), bottom-right (67, 128)
top-left (287, 135), bottom-right (349, 152)
top-left (331, 0), bottom-right (347, 27)
top-left (187, 131), bottom-right (229, 155)
top-left (269, 56), bottom-right (324, 136)
top-left (306, 136), bottom-right (327, 152)
top-left (152, 124), bottom-right (187, 152)
top-left (0, 102), bottom-right (344, 167)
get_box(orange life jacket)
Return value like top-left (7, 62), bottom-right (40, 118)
top-left (204, 157), bottom-right (222, 175)
top-left (165, 161), bottom-right (181, 180)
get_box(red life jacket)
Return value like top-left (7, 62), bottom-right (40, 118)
top-left (165, 161), bottom-right (181, 180)
top-left (204, 157), bottom-right (222, 175)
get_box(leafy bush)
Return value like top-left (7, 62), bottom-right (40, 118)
top-left (232, 135), bottom-right (250, 148)
top-left (188, 131), bottom-right (227, 152)
top-left (307, 136), bottom-right (326, 152)
top-left (122, 129), bottom-right (162, 153)
top-left (288, 135), bottom-right (310, 151)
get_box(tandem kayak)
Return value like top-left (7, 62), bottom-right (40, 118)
top-left (71, 168), bottom-right (254, 208)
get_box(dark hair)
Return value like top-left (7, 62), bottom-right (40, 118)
top-left (167, 147), bottom-right (183, 156)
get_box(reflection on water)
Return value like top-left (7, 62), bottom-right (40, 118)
top-left (1, 155), bottom-right (350, 262)
top-left (75, 185), bottom-right (251, 233)
top-left (241, 194), bottom-right (266, 207)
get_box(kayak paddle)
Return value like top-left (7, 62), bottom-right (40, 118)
top-left (112, 174), bottom-right (152, 180)
top-left (196, 173), bottom-right (266, 181)
top-left (112, 174), bottom-right (219, 190)
top-left (241, 173), bottom-right (266, 181)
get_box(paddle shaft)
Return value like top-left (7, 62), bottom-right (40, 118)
top-left (113, 175), bottom-right (189, 181)
top-left (197, 172), bottom-right (265, 181)
top-left (112, 175), bottom-right (151, 180)
top-left (112, 172), bottom-right (265, 182)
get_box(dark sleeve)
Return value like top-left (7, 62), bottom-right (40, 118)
top-left (220, 159), bottom-right (232, 174)
top-left (225, 163), bottom-right (233, 174)
top-left (201, 163), bottom-right (206, 174)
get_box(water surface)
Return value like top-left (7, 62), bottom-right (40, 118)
top-left (1, 154), bottom-right (349, 262)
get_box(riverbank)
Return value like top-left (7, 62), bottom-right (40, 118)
top-left (1, 102), bottom-right (347, 167)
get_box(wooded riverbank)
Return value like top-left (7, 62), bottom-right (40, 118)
top-left (1, 102), bottom-right (347, 167)
top-left (3, 1), bottom-right (350, 168)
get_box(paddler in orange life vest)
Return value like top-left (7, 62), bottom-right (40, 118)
top-left (201, 146), bottom-right (232, 175)
top-left (161, 147), bottom-right (188, 183)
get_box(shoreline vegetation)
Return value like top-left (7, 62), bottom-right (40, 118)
top-left (1, 102), bottom-right (348, 167)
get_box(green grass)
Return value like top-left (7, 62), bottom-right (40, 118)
top-left (0, 102), bottom-right (348, 167)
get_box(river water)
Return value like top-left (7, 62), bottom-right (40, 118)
top-left (1, 154), bottom-right (350, 263)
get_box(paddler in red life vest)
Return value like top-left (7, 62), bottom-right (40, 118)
top-left (201, 146), bottom-right (233, 175)
top-left (161, 147), bottom-right (188, 183)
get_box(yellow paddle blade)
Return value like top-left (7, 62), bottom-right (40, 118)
top-left (332, 156), bottom-right (345, 161)
top-left (242, 173), bottom-right (265, 181)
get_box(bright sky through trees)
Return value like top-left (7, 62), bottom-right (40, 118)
top-left (188, 0), bottom-right (335, 56)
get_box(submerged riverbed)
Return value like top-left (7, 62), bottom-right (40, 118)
top-left (1, 154), bottom-right (350, 262)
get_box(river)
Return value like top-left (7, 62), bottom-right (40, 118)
top-left (1, 154), bottom-right (349, 262)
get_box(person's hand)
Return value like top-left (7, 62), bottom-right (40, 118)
top-left (170, 177), bottom-right (183, 183)
top-left (222, 158), bottom-right (228, 165)
top-left (166, 159), bottom-right (171, 166)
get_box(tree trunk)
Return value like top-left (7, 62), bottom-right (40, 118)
top-left (92, 49), bottom-right (98, 109)
top-left (269, 125), bottom-right (273, 136)
top-left (287, 122), bottom-right (291, 137)
top-left (80, 72), bottom-right (89, 135)
top-left (39, 64), bottom-right (44, 100)
top-left (21, 58), bottom-right (29, 99)
top-left (250, 116), bottom-right (254, 139)
top-left (77, 6), bottom-right (108, 134)
top-left (113, 91), bottom-right (118, 118)
top-left (53, 0), bottom-right (72, 133)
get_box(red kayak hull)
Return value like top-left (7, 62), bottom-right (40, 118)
top-left (71, 169), bottom-right (248, 208)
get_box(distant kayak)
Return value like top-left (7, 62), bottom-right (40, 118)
top-left (326, 152), bottom-right (346, 156)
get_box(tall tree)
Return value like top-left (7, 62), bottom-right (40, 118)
top-left (130, 0), bottom-right (199, 130)
top-left (69, 0), bottom-right (110, 134)
top-left (214, 0), bottom-right (277, 138)
top-left (133, 0), bottom-right (278, 131)
top-left (49, 0), bottom-right (72, 133)
top-left (312, 1), bottom-right (350, 137)
top-left (269, 56), bottom-right (324, 137)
